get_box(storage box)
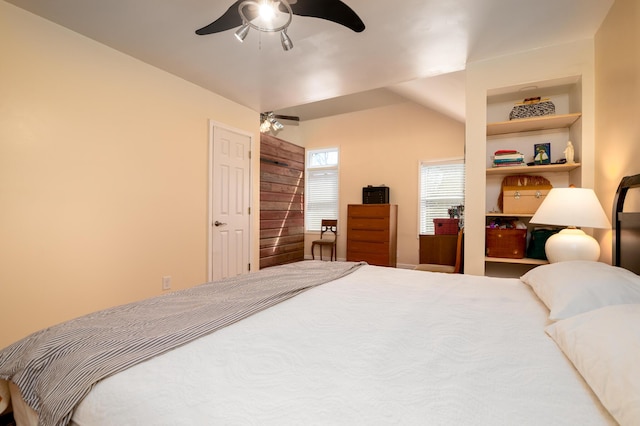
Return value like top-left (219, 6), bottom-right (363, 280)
top-left (485, 228), bottom-right (527, 259)
top-left (434, 218), bottom-right (459, 235)
top-left (502, 185), bottom-right (552, 214)
top-left (509, 98), bottom-right (555, 120)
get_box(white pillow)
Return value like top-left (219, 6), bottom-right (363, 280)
top-left (520, 260), bottom-right (640, 320)
top-left (546, 304), bottom-right (640, 426)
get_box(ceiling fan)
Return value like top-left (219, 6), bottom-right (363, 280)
top-left (260, 112), bottom-right (299, 133)
top-left (195, 0), bottom-right (366, 37)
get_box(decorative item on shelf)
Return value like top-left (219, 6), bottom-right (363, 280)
top-left (485, 218), bottom-right (528, 259)
top-left (509, 97), bottom-right (556, 120)
top-left (447, 205), bottom-right (462, 219)
top-left (534, 142), bottom-right (551, 165)
top-left (497, 175), bottom-right (552, 213)
top-left (564, 141), bottom-right (575, 164)
top-left (530, 187), bottom-right (611, 263)
top-left (492, 150), bottom-right (525, 168)
top-left (448, 204), bottom-right (465, 228)
top-left (503, 185), bottom-right (552, 214)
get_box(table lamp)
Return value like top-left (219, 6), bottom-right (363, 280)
top-left (530, 187), bottom-right (610, 263)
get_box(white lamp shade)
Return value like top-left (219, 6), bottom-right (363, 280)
top-left (530, 187), bottom-right (610, 229)
top-left (530, 187), bottom-right (610, 263)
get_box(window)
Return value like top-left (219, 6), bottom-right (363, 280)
top-left (419, 159), bottom-right (465, 234)
top-left (306, 148), bottom-right (339, 232)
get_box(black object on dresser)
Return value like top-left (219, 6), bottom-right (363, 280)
top-left (362, 186), bottom-right (390, 204)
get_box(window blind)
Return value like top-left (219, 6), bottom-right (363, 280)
top-left (420, 161), bottom-right (465, 234)
top-left (305, 148), bottom-right (339, 232)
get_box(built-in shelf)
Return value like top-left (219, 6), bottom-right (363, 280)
top-left (485, 256), bottom-right (548, 265)
top-left (486, 213), bottom-right (534, 217)
top-left (483, 89), bottom-right (584, 276)
top-left (487, 112), bottom-right (582, 136)
top-left (486, 163), bottom-right (581, 176)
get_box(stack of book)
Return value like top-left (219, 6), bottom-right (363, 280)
top-left (492, 150), bottom-right (525, 167)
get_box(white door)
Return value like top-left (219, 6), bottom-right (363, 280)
top-left (208, 122), bottom-right (252, 281)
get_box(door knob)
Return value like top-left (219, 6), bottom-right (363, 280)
top-left (214, 221), bottom-right (227, 227)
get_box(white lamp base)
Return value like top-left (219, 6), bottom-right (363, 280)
top-left (545, 228), bottom-right (600, 263)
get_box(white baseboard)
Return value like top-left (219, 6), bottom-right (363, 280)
top-left (397, 263), bottom-right (416, 270)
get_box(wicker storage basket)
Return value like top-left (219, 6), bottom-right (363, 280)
top-left (485, 228), bottom-right (527, 259)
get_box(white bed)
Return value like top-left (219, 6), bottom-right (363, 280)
top-left (70, 264), bottom-right (617, 426)
top-left (3, 173), bottom-right (640, 426)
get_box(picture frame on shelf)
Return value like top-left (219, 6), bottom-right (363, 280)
top-left (534, 142), bottom-right (551, 165)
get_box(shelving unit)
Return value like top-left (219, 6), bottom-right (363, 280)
top-left (486, 213), bottom-right (533, 218)
top-left (487, 113), bottom-right (582, 136)
top-left (484, 88), bottom-right (583, 277)
top-left (486, 162), bottom-right (581, 176)
top-left (485, 256), bottom-right (548, 265)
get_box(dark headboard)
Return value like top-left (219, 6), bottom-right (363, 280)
top-left (613, 174), bottom-right (640, 274)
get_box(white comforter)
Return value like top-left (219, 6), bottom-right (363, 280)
top-left (71, 265), bottom-right (614, 425)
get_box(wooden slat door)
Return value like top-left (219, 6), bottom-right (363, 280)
top-left (259, 134), bottom-right (305, 268)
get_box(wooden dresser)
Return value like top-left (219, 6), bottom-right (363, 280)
top-left (346, 204), bottom-right (398, 267)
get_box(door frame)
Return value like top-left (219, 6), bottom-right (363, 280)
top-left (207, 119), bottom-right (255, 281)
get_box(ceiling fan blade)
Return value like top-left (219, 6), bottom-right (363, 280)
top-left (288, 0), bottom-right (365, 33)
top-left (195, 1), bottom-right (259, 35)
top-left (273, 114), bottom-right (300, 122)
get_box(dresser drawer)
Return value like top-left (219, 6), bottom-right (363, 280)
top-left (346, 229), bottom-right (388, 242)
top-left (347, 240), bottom-right (390, 253)
top-left (347, 217), bottom-right (389, 231)
top-left (348, 204), bottom-right (391, 218)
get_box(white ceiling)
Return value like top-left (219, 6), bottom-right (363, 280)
top-left (6, 0), bottom-right (613, 122)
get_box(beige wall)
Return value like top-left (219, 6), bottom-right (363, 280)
top-left (594, 0), bottom-right (640, 263)
top-left (0, 2), bottom-right (260, 348)
top-left (301, 102), bottom-right (465, 267)
top-left (4, 0), bottom-right (637, 349)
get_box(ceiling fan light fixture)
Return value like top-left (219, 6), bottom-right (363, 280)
top-left (272, 119), bottom-right (285, 131)
top-left (258, 1), bottom-right (277, 21)
top-left (234, 22), bottom-right (250, 42)
top-left (260, 119), bottom-right (272, 133)
top-left (233, 0), bottom-right (294, 50)
top-left (280, 29), bottom-right (293, 51)
top-left (195, 0), bottom-right (366, 43)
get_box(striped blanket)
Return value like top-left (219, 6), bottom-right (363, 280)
top-left (0, 261), bottom-right (365, 426)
